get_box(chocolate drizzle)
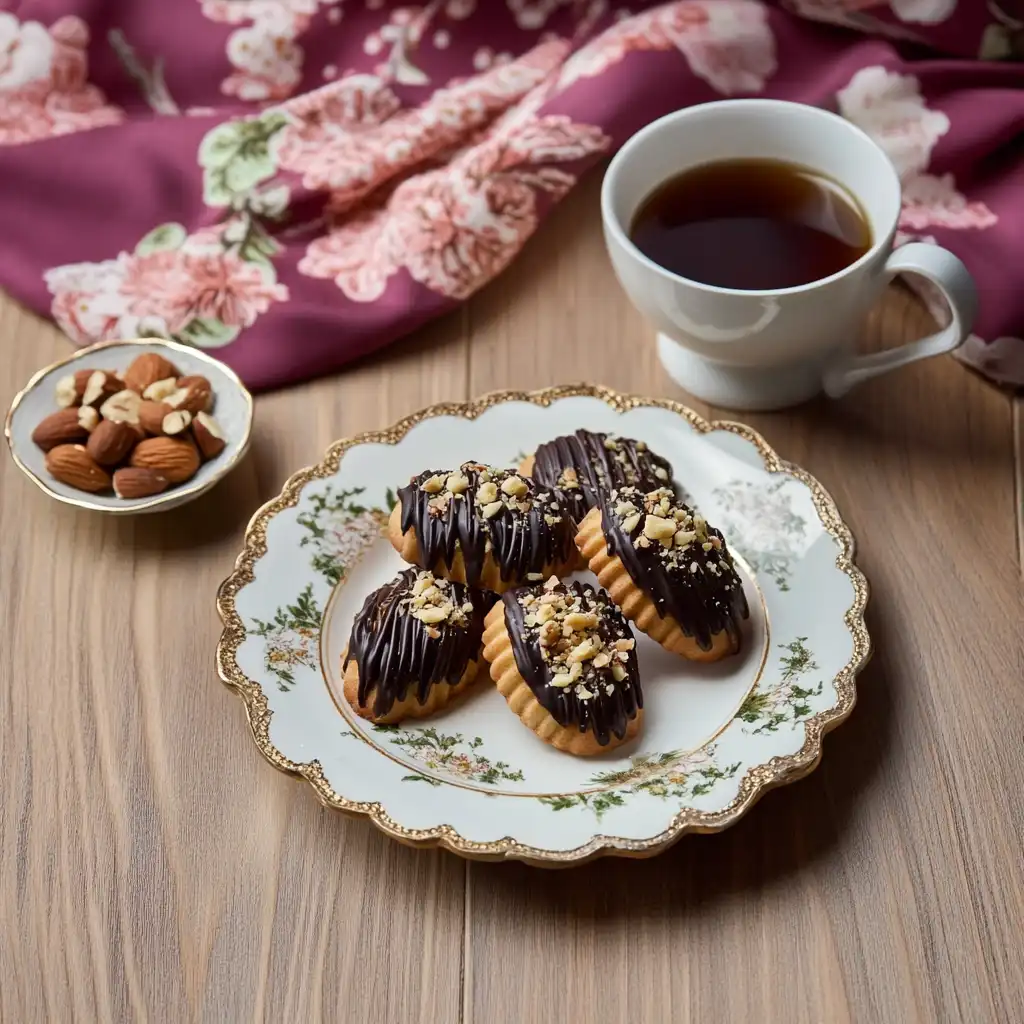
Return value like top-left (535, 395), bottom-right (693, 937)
top-left (530, 430), bottom-right (674, 522)
top-left (502, 580), bottom-right (642, 746)
top-left (600, 486), bottom-right (748, 652)
top-left (344, 568), bottom-right (487, 717)
top-left (398, 463), bottom-right (575, 587)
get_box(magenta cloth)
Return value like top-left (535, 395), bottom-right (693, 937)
top-left (1, 1), bottom-right (1023, 390)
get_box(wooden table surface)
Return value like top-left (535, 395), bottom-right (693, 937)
top-left (3, 173), bottom-right (1023, 1023)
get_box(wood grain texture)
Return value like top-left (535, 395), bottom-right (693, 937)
top-left (1015, 396), bottom-right (1023, 571)
top-left (3, 167), bottom-right (1023, 1024)
top-left (0, 297), bottom-right (469, 1023)
top-left (466, 174), bottom-right (1024, 1024)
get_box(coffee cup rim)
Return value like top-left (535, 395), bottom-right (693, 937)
top-left (600, 99), bottom-right (901, 299)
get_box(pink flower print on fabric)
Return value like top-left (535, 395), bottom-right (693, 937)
top-left (899, 174), bottom-right (999, 231)
top-left (557, 1), bottom-right (777, 95)
top-left (46, 227), bottom-right (289, 347)
top-left (300, 112), bottom-right (611, 300)
top-left (200, 0), bottom-right (344, 102)
top-left (0, 14), bottom-right (122, 146)
top-left (275, 40), bottom-right (570, 216)
top-left (784, 0), bottom-right (957, 27)
top-left (837, 66), bottom-right (997, 232)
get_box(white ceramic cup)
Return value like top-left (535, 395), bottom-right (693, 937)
top-left (601, 99), bottom-right (978, 411)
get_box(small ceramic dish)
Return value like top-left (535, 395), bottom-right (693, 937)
top-left (4, 338), bottom-right (253, 514)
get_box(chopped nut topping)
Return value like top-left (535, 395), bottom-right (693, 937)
top-left (400, 570), bottom-right (470, 629)
top-left (643, 514), bottom-right (676, 541)
top-left (608, 485), bottom-right (731, 580)
top-left (446, 471), bottom-right (470, 494)
top-left (500, 475), bottom-right (528, 497)
top-left (564, 611), bottom-right (598, 630)
top-left (416, 607), bottom-right (448, 624)
top-left (536, 603), bottom-right (556, 624)
top-left (567, 638), bottom-right (597, 663)
top-left (406, 465), bottom-right (568, 526)
top-left (557, 467), bottom-right (580, 489)
top-left (514, 580), bottom-right (636, 700)
top-left (621, 513), bottom-right (641, 535)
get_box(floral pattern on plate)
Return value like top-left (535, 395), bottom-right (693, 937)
top-left (711, 477), bottom-right (807, 591)
top-left (296, 485), bottom-right (392, 586)
top-left (540, 747), bottom-right (740, 820)
top-left (737, 637), bottom-right (824, 735)
top-left (344, 726), bottom-right (527, 788)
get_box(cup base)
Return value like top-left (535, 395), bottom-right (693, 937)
top-left (657, 334), bottom-right (824, 411)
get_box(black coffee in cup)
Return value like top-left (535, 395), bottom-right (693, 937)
top-left (629, 158), bottom-right (871, 291)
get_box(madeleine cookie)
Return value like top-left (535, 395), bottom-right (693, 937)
top-left (519, 430), bottom-right (674, 524)
top-left (576, 486), bottom-right (748, 661)
top-left (482, 578), bottom-right (643, 755)
top-left (388, 462), bottom-right (579, 593)
top-left (342, 568), bottom-right (489, 723)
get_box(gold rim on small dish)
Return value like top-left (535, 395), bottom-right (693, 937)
top-left (5, 337), bottom-right (254, 514)
top-left (215, 384), bottom-right (870, 866)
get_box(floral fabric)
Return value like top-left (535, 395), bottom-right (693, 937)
top-left (0, 1), bottom-right (1022, 390)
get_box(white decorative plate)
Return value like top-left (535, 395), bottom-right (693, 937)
top-left (217, 386), bottom-right (869, 865)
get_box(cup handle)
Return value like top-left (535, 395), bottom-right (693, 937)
top-left (822, 242), bottom-right (978, 398)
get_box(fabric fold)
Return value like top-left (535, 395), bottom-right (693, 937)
top-left (0, 1), bottom-right (1021, 390)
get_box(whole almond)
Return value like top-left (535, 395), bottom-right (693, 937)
top-left (192, 411), bottom-right (227, 460)
top-left (99, 389), bottom-right (143, 425)
top-left (86, 419), bottom-right (138, 467)
top-left (112, 467), bottom-right (170, 499)
top-left (81, 370), bottom-right (126, 407)
top-left (167, 375), bottom-right (213, 415)
top-left (130, 436), bottom-right (200, 484)
top-left (161, 409), bottom-right (192, 436)
top-left (123, 353), bottom-right (179, 394)
top-left (54, 369), bottom-right (97, 408)
top-left (31, 407), bottom-right (98, 451)
top-left (138, 400), bottom-right (172, 435)
top-left (44, 444), bottom-right (112, 493)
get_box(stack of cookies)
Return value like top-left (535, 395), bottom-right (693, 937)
top-left (342, 430), bottom-right (749, 756)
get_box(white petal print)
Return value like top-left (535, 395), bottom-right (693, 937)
top-left (889, 0), bottom-right (958, 24)
top-left (837, 66), bottom-right (950, 178)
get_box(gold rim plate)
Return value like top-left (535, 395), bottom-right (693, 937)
top-left (215, 384), bottom-right (869, 866)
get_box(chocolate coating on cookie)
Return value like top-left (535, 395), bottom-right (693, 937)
top-left (531, 430), bottom-right (674, 522)
top-left (345, 568), bottom-right (487, 717)
top-left (501, 579), bottom-right (642, 746)
top-left (398, 463), bottom-right (576, 587)
top-left (601, 486), bottom-right (748, 652)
